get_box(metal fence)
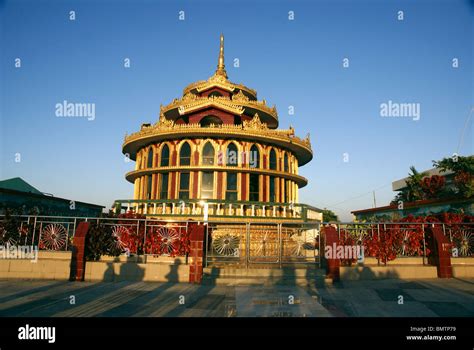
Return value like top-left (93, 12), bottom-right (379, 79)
top-left (0, 216), bottom-right (472, 266)
top-left (0, 215), bottom-right (190, 256)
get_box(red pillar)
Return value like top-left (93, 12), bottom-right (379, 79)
top-left (323, 225), bottom-right (340, 282)
top-left (427, 225), bottom-right (453, 278)
top-left (70, 222), bottom-right (90, 281)
top-left (188, 223), bottom-right (205, 284)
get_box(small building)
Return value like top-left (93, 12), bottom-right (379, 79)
top-left (0, 177), bottom-right (105, 217)
top-left (352, 168), bottom-right (474, 221)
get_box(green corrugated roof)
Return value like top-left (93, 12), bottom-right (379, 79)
top-left (0, 177), bottom-right (43, 195)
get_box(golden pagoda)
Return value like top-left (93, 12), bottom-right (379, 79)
top-left (115, 35), bottom-right (320, 225)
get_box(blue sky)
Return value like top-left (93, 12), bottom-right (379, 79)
top-left (1, 0), bottom-right (472, 221)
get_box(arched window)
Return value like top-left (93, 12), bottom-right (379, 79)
top-left (284, 153), bottom-right (289, 173)
top-left (250, 145), bottom-right (260, 169)
top-left (269, 149), bottom-right (277, 170)
top-left (226, 173), bottom-right (238, 201)
top-left (179, 172), bottom-right (190, 200)
top-left (146, 175), bottom-right (152, 199)
top-left (226, 143), bottom-right (238, 166)
top-left (269, 176), bottom-right (276, 202)
top-left (200, 116), bottom-right (223, 128)
top-left (159, 173), bottom-right (169, 199)
top-left (201, 172), bottom-right (214, 199)
top-left (179, 142), bottom-right (191, 166)
top-left (140, 151), bottom-right (146, 169)
top-left (160, 144), bottom-right (170, 167)
top-left (249, 174), bottom-right (259, 201)
top-left (147, 148), bottom-right (154, 168)
top-left (202, 142), bottom-right (215, 165)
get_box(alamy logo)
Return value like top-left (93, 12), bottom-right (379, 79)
top-left (380, 100), bottom-right (420, 121)
top-left (55, 100), bottom-right (96, 121)
top-left (18, 324), bottom-right (56, 343)
top-left (217, 149), bottom-right (258, 168)
top-left (325, 244), bottom-right (364, 262)
top-left (0, 244), bottom-right (38, 262)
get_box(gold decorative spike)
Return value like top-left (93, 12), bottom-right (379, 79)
top-left (216, 34), bottom-right (227, 78)
top-left (155, 113), bottom-right (174, 129)
top-left (243, 113), bottom-right (268, 130)
top-left (304, 133), bottom-right (311, 145)
top-left (233, 90), bottom-right (250, 102)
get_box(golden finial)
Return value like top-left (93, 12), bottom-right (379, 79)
top-left (216, 34), bottom-right (227, 78)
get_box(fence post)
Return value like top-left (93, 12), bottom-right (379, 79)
top-left (69, 221), bottom-right (90, 281)
top-left (422, 224), bottom-right (426, 266)
top-left (188, 223), bottom-right (205, 284)
top-left (426, 224), bottom-right (453, 278)
top-left (322, 225), bottom-right (340, 282)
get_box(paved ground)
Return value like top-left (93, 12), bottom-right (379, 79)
top-left (0, 278), bottom-right (473, 317)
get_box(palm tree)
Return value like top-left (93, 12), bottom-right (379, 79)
top-left (393, 166), bottom-right (428, 203)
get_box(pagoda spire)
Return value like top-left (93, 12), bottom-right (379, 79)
top-left (216, 34), bottom-right (227, 78)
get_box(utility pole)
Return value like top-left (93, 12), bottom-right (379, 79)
top-left (372, 191), bottom-right (377, 208)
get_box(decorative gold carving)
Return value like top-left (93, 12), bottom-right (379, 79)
top-left (123, 118), bottom-right (311, 155)
top-left (304, 133), bottom-right (311, 146)
top-left (243, 113), bottom-right (268, 130)
top-left (177, 95), bottom-right (244, 115)
top-left (156, 113), bottom-right (174, 129)
top-left (182, 92), bottom-right (199, 102)
top-left (232, 90), bottom-right (249, 102)
top-left (161, 92), bottom-right (278, 121)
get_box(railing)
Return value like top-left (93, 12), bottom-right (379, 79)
top-left (112, 199), bottom-right (323, 223)
top-left (327, 222), bottom-right (474, 265)
top-left (0, 216), bottom-right (472, 266)
top-left (0, 215), bottom-right (191, 256)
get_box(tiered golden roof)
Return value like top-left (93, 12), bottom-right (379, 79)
top-left (122, 34), bottom-right (313, 164)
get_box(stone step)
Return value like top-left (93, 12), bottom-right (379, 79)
top-left (203, 267), bottom-right (325, 278)
top-left (201, 276), bottom-right (324, 286)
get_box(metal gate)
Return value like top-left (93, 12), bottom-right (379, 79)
top-left (205, 222), bottom-right (320, 267)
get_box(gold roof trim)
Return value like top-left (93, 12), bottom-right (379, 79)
top-left (126, 114), bottom-right (311, 149)
top-left (177, 94), bottom-right (245, 115)
top-left (160, 91), bottom-right (278, 120)
top-left (183, 73), bottom-right (257, 98)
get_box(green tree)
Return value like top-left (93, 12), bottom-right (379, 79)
top-left (433, 155), bottom-right (474, 198)
top-left (322, 208), bottom-right (339, 222)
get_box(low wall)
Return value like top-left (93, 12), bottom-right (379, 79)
top-left (362, 257), bottom-right (425, 266)
top-left (452, 257), bottom-right (474, 278)
top-left (84, 258), bottom-right (189, 282)
top-left (0, 251), bottom-right (189, 282)
top-left (340, 265), bottom-right (438, 280)
top-left (0, 251), bottom-right (72, 280)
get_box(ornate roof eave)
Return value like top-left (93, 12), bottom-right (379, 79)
top-left (123, 114), bottom-right (312, 164)
top-left (177, 98), bottom-right (245, 116)
top-left (160, 93), bottom-right (278, 125)
top-left (182, 75), bottom-right (257, 99)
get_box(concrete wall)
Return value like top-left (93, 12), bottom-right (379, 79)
top-left (0, 251), bottom-right (189, 282)
top-left (362, 257), bottom-right (425, 266)
top-left (0, 251), bottom-right (71, 280)
top-left (84, 260), bottom-right (189, 282)
top-left (340, 265), bottom-right (438, 280)
top-left (452, 258), bottom-right (474, 278)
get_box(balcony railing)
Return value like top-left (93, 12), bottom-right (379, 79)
top-left (112, 199), bottom-right (323, 222)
